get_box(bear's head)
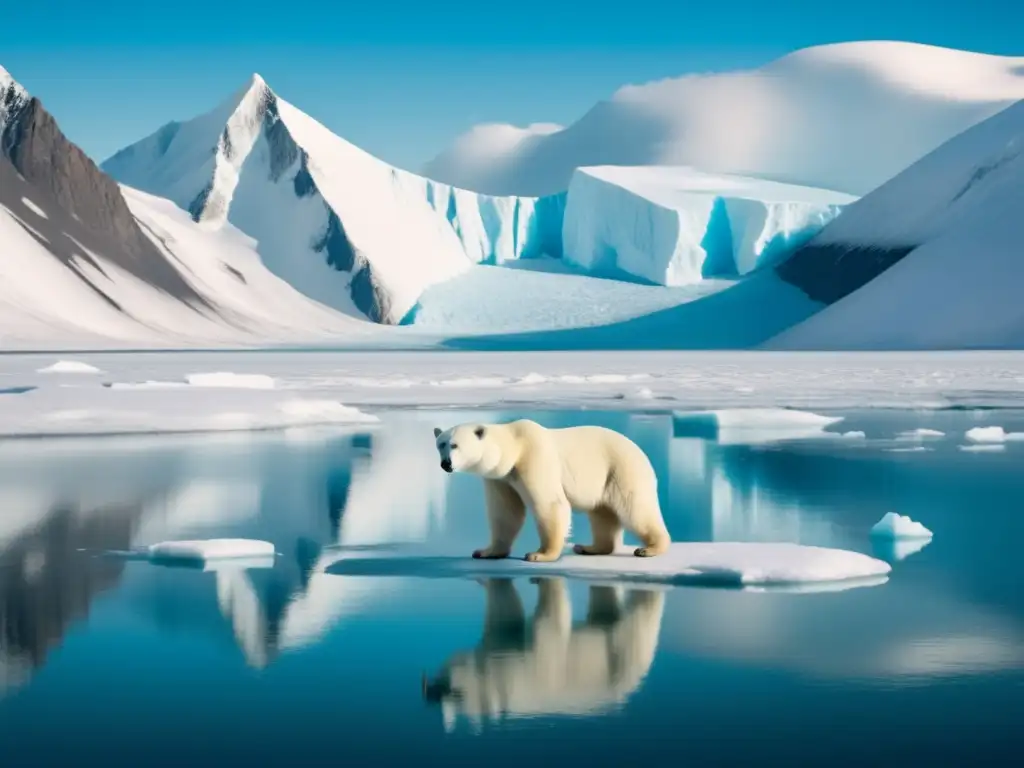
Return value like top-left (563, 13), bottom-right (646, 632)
top-left (433, 423), bottom-right (492, 475)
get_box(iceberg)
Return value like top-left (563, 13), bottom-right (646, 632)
top-left (324, 542), bottom-right (891, 591)
top-left (563, 166), bottom-right (853, 286)
top-left (870, 512), bottom-right (933, 539)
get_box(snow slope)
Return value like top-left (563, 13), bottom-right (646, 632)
top-left (407, 260), bottom-right (729, 333)
top-left (563, 166), bottom-right (853, 286)
top-left (102, 75), bottom-right (566, 324)
top-left (0, 178), bottom-right (373, 348)
top-left (424, 42), bottom-right (1024, 197)
top-left (769, 98), bottom-right (1024, 350)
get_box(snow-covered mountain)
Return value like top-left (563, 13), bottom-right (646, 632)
top-left (424, 42), bottom-right (1024, 198)
top-left (768, 98), bottom-right (1024, 350)
top-left (1, 66), bottom-right (381, 349)
top-left (102, 75), bottom-right (565, 324)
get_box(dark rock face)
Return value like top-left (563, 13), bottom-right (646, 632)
top-left (775, 241), bottom-right (916, 305)
top-left (0, 91), bottom-right (208, 309)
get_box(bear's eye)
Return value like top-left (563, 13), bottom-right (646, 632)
top-left (474, 427), bottom-right (485, 439)
top-left (450, 443), bottom-right (458, 450)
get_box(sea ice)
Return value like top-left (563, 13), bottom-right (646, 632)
top-left (184, 372), bottom-right (276, 389)
top-left (672, 407), bottom-right (845, 445)
top-left (146, 538), bottom-right (276, 561)
top-left (324, 542), bottom-right (891, 591)
top-left (870, 512), bottom-right (934, 539)
top-left (36, 360), bottom-right (102, 374)
top-left (965, 426), bottom-right (1024, 443)
top-left (897, 428), bottom-right (945, 440)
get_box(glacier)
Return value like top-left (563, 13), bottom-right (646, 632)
top-left (563, 166), bottom-right (854, 286)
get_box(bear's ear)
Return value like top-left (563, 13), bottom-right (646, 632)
top-left (433, 427), bottom-right (442, 439)
top-left (474, 426), bottom-right (486, 439)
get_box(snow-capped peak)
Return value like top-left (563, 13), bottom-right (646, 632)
top-left (0, 65), bottom-right (30, 135)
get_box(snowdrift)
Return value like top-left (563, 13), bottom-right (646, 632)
top-left (425, 41), bottom-right (1024, 197)
top-left (770, 98), bottom-right (1024, 350)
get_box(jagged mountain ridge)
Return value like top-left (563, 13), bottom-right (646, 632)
top-left (0, 67), bottom-right (209, 312)
top-left (102, 75), bottom-right (565, 324)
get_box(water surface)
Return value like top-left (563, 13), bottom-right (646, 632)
top-left (1, 408), bottom-right (1022, 765)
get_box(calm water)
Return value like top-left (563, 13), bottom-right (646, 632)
top-left (1, 408), bottom-right (1023, 766)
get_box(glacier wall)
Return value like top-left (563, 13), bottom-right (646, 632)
top-left (562, 166), bottom-right (855, 286)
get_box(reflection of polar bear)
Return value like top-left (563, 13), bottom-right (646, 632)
top-left (433, 420), bottom-right (671, 562)
top-left (422, 578), bottom-right (665, 730)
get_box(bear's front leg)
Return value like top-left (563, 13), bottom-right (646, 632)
top-left (475, 479), bottom-right (526, 560)
top-left (525, 501), bottom-right (571, 562)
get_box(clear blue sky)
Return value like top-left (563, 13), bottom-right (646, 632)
top-left (2, 0), bottom-right (1021, 172)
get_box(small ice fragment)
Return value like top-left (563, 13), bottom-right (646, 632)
top-left (184, 372), bottom-right (276, 389)
top-left (840, 430), bottom-right (866, 439)
top-left (897, 428), bottom-right (945, 439)
top-left (870, 512), bottom-right (933, 539)
top-left (37, 360), bottom-right (101, 374)
top-left (147, 539), bottom-right (276, 561)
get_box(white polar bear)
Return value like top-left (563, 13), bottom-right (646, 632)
top-left (433, 419), bottom-right (671, 562)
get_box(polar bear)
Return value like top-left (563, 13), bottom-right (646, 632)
top-left (433, 419), bottom-right (671, 562)
top-left (421, 577), bottom-right (665, 730)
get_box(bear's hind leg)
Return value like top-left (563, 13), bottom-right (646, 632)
top-left (573, 505), bottom-right (623, 556)
top-left (473, 480), bottom-right (526, 559)
top-left (633, 523), bottom-right (672, 558)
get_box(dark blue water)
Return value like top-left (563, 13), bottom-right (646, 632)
top-left (1, 408), bottom-right (1023, 766)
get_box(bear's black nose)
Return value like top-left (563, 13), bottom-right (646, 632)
top-left (440, 459), bottom-right (452, 473)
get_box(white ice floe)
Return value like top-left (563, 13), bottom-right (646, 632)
top-left (0, 383), bottom-right (378, 438)
top-left (183, 372), bottom-right (276, 389)
top-left (325, 542), bottom-right (891, 591)
top-left (839, 430), bottom-right (866, 439)
top-left (672, 407), bottom-right (845, 445)
top-left (958, 444), bottom-right (1007, 453)
top-left (870, 512), bottom-right (933, 540)
top-left (965, 426), bottom-right (1024, 443)
top-left (147, 538), bottom-right (276, 561)
top-left (897, 428), bottom-right (945, 440)
top-left (36, 360), bottom-right (102, 374)
top-left (887, 446), bottom-right (931, 453)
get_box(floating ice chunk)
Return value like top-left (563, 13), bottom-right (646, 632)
top-left (147, 538), bottom-right (276, 561)
top-left (36, 360), bottom-right (102, 374)
top-left (870, 512), bottom-right (933, 540)
top-left (958, 444), bottom-right (1006, 453)
top-left (184, 372), bottom-right (276, 389)
top-left (325, 542), bottom-right (890, 591)
top-left (673, 408), bottom-right (844, 445)
top-left (276, 399), bottom-right (378, 423)
top-left (965, 426), bottom-right (1024, 443)
top-left (840, 430), bottom-right (866, 439)
top-left (517, 373), bottom-right (547, 385)
top-left (887, 446), bottom-right (931, 453)
top-left (897, 428), bottom-right (945, 440)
